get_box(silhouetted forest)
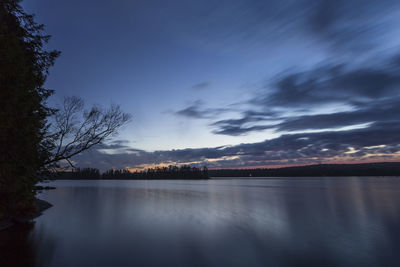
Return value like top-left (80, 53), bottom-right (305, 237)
top-left (58, 165), bottom-right (209, 180)
top-left (55, 162), bottom-right (400, 180)
top-left (209, 162), bottom-right (400, 177)
top-left (59, 168), bottom-right (101, 179)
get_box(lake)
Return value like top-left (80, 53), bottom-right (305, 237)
top-left (1, 177), bottom-right (400, 267)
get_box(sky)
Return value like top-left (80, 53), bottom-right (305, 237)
top-left (23, 0), bottom-right (400, 170)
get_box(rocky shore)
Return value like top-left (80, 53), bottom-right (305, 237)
top-left (0, 198), bottom-right (52, 231)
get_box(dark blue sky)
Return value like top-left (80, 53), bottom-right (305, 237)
top-left (23, 0), bottom-right (400, 169)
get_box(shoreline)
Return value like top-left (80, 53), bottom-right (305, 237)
top-left (0, 198), bottom-right (52, 231)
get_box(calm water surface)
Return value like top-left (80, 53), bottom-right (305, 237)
top-left (1, 177), bottom-right (400, 267)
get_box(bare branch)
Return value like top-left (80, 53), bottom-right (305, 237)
top-left (66, 158), bottom-right (76, 169)
top-left (44, 96), bottom-right (131, 168)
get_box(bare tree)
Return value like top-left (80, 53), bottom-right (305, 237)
top-left (44, 96), bottom-right (131, 169)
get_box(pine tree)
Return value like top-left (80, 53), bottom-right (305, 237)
top-left (0, 0), bottom-right (59, 219)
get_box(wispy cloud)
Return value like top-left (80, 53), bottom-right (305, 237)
top-left (175, 100), bottom-right (232, 119)
top-left (208, 56), bottom-right (400, 136)
top-left (191, 82), bottom-right (210, 90)
top-left (73, 119), bottom-right (400, 170)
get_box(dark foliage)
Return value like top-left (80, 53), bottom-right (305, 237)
top-left (56, 163), bottom-right (400, 179)
top-left (209, 162), bottom-right (400, 177)
top-left (58, 165), bottom-right (209, 180)
top-left (58, 168), bottom-right (101, 179)
top-left (0, 0), bottom-right (59, 219)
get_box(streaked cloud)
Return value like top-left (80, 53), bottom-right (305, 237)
top-left (73, 120), bottom-right (400, 170)
top-left (191, 82), bottom-right (210, 90)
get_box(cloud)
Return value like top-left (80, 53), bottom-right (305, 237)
top-left (306, 0), bottom-right (398, 52)
top-left (275, 99), bottom-right (400, 132)
top-left (73, 119), bottom-right (400, 170)
top-left (191, 82), bottom-right (210, 90)
top-left (100, 140), bottom-right (132, 149)
top-left (211, 110), bottom-right (276, 136)
top-left (168, 0), bottom-right (400, 56)
top-left (167, 1), bottom-right (400, 166)
top-left (212, 124), bottom-right (274, 136)
top-left (173, 1), bottom-right (400, 139)
top-left (37, 0), bottom-right (400, 170)
top-left (176, 101), bottom-right (206, 119)
top-left (262, 64), bottom-right (400, 107)
top-left (176, 100), bottom-right (232, 119)
top-left (209, 56), bottom-right (400, 136)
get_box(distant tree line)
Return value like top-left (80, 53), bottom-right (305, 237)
top-left (59, 168), bottom-right (101, 179)
top-left (208, 162), bottom-right (400, 177)
top-left (58, 165), bottom-right (209, 180)
top-left (56, 162), bottom-right (400, 180)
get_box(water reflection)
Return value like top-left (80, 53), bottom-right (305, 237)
top-left (1, 177), bottom-right (400, 266)
top-left (0, 222), bottom-right (56, 267)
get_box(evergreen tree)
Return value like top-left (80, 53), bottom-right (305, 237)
top-left (0, 0), bottom-right (59, 219)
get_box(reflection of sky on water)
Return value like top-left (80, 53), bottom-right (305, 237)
top-left (1, 177), bottom-right (400, 266)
